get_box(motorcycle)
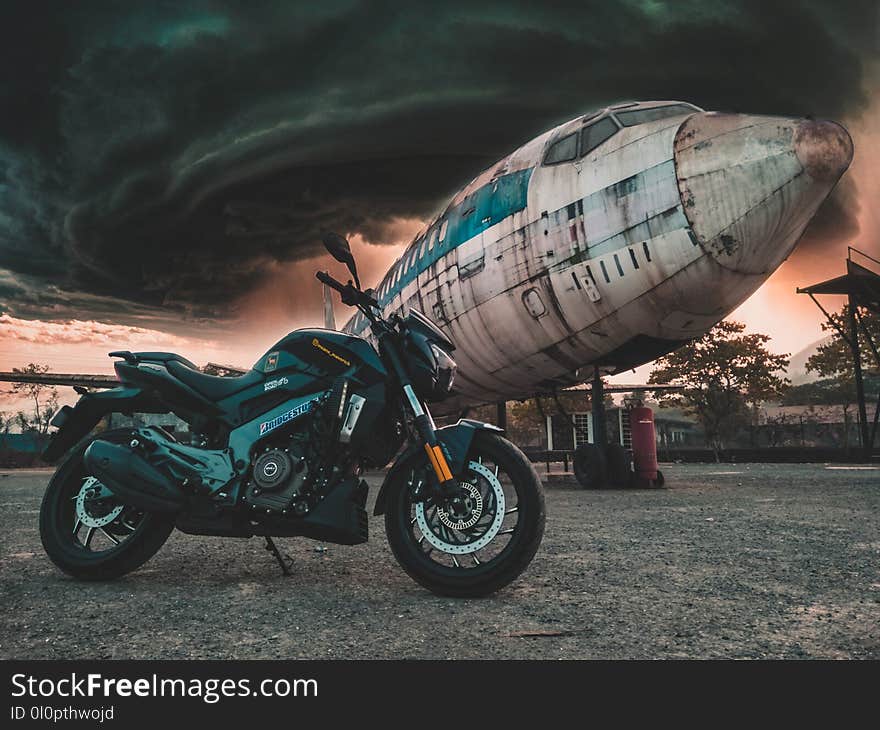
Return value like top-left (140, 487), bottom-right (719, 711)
top-left (39, 233), bottom-right (545, 596)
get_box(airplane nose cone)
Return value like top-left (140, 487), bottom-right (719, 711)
top-left (674, 112), bottom-right (853, 275)
top-left (794, 119), bottom-right (853, 183)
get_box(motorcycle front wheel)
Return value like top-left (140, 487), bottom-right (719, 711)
top-left (385, 432), bottom-right (545, 597)
top-left (39, 430), bottom-right (175, 581)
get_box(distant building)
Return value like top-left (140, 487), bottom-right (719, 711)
top-left (654, 407), bottom-right (701, 447)
top-left (759, 403), bottom-right (877, 448)
top-left (543, 404), bottom-right (700, 452)
top-left (1, 432), bottom-right (43, 454)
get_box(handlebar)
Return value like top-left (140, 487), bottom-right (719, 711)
top-left (316, 271), bottom-right (379, 310)
top-left (316, 270), bottom-right (344, 293)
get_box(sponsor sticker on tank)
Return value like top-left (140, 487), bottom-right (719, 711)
top-left (264, 376), bottom-right (289, 391)
top-left (311, 338), bottom-right (351, 367)
top-left (264, 351), bottom-right (279, 372)
top-left (259, 397), bottom-right (318, 435)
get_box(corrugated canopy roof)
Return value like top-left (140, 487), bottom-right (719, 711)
top-left (798, 258), bottom-right (880, 314)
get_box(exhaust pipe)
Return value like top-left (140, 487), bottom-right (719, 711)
top-left (83, 439), bottom-right (185, 513)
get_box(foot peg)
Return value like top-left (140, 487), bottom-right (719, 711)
top-left (264, 536), bottom-right (293, 576)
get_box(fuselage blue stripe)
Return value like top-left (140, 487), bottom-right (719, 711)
top-left (378, 168), bottom-right (533, 303)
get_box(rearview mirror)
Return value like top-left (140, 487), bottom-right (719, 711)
top-left (321, 232), bottom-right (360, 289)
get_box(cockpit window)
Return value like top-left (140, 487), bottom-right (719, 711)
top-left (614, 103), bottom-right (698, 127)
top-left (543, 133), bottom-right (578, 165)
top-left (579, 117), bottom-right (619, 157)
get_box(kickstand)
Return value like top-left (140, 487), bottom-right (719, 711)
top-left (263, 536), bottom-right (294, 577)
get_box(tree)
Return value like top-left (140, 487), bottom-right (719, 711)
top-left (0, 411), bottom-right (13, 452)
top-left (806, 305), bottom-right (880, 452)
top-left (11, 363), bottom-right (60, 436)
top-left (806, 304), bottom-right (880, 380)
top-left (648, 321), bottom-right (789, 458)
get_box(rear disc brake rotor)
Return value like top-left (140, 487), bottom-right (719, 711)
top-left (75, 476), bottom-right (124, 529)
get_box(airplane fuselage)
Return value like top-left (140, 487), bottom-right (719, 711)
top-left (344, 101), bottom-right (853, 407)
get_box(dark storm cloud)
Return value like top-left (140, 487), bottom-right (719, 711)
top-left (0, 0), bottom-right (877, 322)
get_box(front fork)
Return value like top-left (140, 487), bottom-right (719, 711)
top-left (376, 327), bottom-right (459, 500)
top-left (401, 384), bottom-right (459, 499)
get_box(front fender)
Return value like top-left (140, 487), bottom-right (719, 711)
top-left (42, 386), bottom-right (164, 462)
top-left (372, 419), bottom-right (503, 516)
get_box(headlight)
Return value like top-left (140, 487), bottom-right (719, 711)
top-left (431, 343), bottom-right (457, 395)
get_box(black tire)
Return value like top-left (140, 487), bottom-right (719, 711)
top-left (39, 431), bottom-right (175, 581)
top-left (605, 444), bottom-right (633, 488)
top-left (385, 432), bottom-right (545, 597)
top-left (573, 443), bottom-right (607, 489)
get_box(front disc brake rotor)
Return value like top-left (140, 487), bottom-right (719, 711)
top-left (414, 460), bottom-right (506, 555)
top-left (75, 476), bottom-right (124, 529)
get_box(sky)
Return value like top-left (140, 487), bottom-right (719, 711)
top-left (1, 0), bottom-right (879, 413)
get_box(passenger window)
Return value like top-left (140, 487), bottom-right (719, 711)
top-left (642, 241), bottom-right (652, 262)
top-left (599, 260), bottom-right (610, 283)
top-left (439, 219), bottom-right (448, 242)
top-left (629, 248), bottom-right (639, 269)
top-left (580, 117), bottom-right (619, 157)
top-left (543, 133), bottom-right (578, 165)
top-left (615, 104), bottom-right (697, 127)
top-left (613, 253), bottom-right (624, 277)
top-left (428, 228), bottom-right (437, 250)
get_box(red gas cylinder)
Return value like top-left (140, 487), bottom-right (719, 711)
top-left (629, 406), bottom-right (659, 485)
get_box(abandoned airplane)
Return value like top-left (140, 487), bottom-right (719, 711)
top-left (342, 100), bottom-right (854, 414)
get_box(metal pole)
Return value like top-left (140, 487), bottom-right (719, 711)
top-left (848, 297), bottom-right (870, 460)
top-left (870, 391), bottom-right (880, 455)
top-left (496, 401), bottom-right (507, 431)
top-left (591, 368), bottom-right (606, 447)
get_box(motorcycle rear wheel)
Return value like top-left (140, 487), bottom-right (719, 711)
top-left (385, 432), bottom-right (545, 597)
top-left (39, 430), bottom-right (175, 581)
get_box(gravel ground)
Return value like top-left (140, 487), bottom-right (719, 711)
top-left (1, 463), bottom-right (878, 659)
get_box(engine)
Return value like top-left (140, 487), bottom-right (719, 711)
top-left (243, 434), bottom-right (311, 515)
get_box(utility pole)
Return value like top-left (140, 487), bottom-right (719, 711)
top-left (848, 296), bottom-right (870, 460)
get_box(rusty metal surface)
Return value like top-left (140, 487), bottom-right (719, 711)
top-left (674, 113), bottom-right (852, 276)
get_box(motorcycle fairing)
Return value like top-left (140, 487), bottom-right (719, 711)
top-left (227, 390), bottom-right (324, 467)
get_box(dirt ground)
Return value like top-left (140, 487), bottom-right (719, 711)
top-left (1, 463), bottom-right (878, 659)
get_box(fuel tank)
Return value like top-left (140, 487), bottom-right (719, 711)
top-left (254, 328), bottom-right (386, 386)
top-left (219, 328), bottom-right (390, 432)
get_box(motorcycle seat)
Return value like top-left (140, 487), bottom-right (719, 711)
top-left (113, 351), bottom-right (200, 370)
top-left (166, 359), bottom-right (264, 401)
